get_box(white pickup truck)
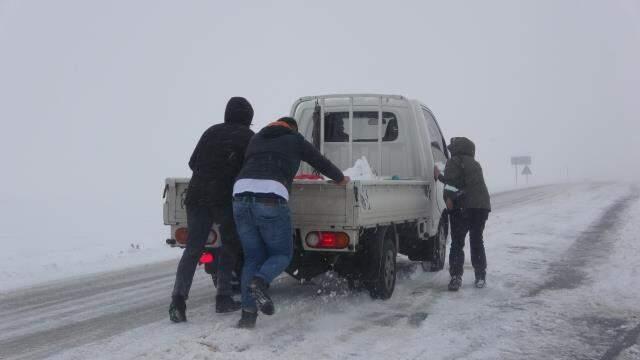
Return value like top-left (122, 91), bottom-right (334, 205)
top-left (163, 94), bottom-right (450, 299)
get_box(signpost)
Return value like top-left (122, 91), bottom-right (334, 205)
top-left (521, 165), bottom-right (532, 184)
top-left (510, 156), bottom-right (532, 185)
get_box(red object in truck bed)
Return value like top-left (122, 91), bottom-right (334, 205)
top-left (294, 174), bottom-right (324, 180)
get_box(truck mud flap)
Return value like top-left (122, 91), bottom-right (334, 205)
top-left (286, 251), bottom-right (331, 281)
top-left (402, 239), bottom-right (434, 262)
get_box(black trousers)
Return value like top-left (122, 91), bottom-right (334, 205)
top-left (172, 204), bottom-right (242, 299)
top-left (448, 208), bottom-right (490, 277)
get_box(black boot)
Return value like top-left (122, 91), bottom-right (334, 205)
top-left (249, 276), bottom-right (274, 315)
top-left (237, 310), bottom-right (258, 329)
top-left (474, 272), bottom-right (486, 288)
top-left (215, 295), bottom-right (241, 313)
top-left (169, 296), bottom-right (187, 322)
top-left (448, 275), bottom-right (462, 291)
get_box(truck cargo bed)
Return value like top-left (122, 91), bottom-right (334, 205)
top-left (290, 179), bottom-right (431, 229)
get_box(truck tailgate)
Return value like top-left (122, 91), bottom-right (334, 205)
top-left (290, 179), bottom-right (431, 230)
top-left (166, 178), bottom-right (432, 231)
top-left (290, 180), bottom-right (352, 227)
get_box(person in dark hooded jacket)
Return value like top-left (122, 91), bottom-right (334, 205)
top-left (434, 137), bottom-right (491, 291)
top-left (232, 117), bottom-right (349, 329)
top-left (169, 97), bottom-right (255, 323)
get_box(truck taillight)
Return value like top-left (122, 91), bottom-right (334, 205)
top-left (199, 252), bottom-right (214, 264)
top-left (305, 232), bottom-right (349, 249)
top-left (175, 227), bottom-right (189, 244)
top-left (174, 227), bottom-right (218, 246)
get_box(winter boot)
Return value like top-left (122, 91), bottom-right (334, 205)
top-left (249, 276), bottom-right (274, 315)
top-left (448, 275), bottom-right (462, 291)
top-left (474, 272), bottom-right (486, 288)
top-left (215, 295), bottom-right (241, 313)
top-left (169, 296), bottom-right (187, 323)
top-left (237, 310), bottom-right (258, 329)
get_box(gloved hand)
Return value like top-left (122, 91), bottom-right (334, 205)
top-left (333, 176), bottom-right (351, 186)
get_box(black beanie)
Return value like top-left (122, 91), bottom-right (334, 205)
top-left (277, 116), bottom-right (298, 130)
top-left (224, 97), bottom-right (254, 126)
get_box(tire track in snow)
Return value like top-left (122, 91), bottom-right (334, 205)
top-left (599, 321), bottom-right (640, 360)
top-left (525, 186), bottom-right (640, 359)
top-left (528, 188), bottom-right (639, 297)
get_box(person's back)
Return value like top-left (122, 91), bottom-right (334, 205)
top-left (186, 101), bottom-right (255, 207)
top-left (236, 119), bottom-right (344, 195)
top-left (441, 137), bottom-right (491, 211)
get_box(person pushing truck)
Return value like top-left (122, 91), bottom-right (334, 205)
top-left (434, 136), bottom-right (491, 291)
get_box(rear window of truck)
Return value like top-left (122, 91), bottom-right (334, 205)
top-left (323, 111), bottom-right (399, 142)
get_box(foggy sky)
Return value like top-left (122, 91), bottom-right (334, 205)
top-left (1, 0), bottom-right (638, 249)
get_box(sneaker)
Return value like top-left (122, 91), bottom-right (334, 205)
top-left (169, 296), bottom-right (187, 323)
top-left (448, 276), bottom-right (462, 291)
top-left (215, 295), bottom-right (241, 313)
top-left (237, 310), bottom-right (258, 329)
top-left (249, 277), bottom-right (275, 315)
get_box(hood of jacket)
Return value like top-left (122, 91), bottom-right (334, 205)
top-left (447, 137), bottom-right (475, 157)
top-left (224, 97), bottom-right (254, 126)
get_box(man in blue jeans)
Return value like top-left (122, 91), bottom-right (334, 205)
top-left (232, 117), bottom-right (349, 328)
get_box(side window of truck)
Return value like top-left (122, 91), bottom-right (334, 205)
top-left (422, 108), bottom-right (447, 163)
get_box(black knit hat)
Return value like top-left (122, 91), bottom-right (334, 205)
top-left (224, 97), bottom-right (253, 126)
top-left (277, 116), bottom-right (298, 130)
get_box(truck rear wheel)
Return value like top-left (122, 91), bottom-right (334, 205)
top-left (364, 227), bottom-right (397, 300)
top-left (421, 215), bottom-right (448, 272)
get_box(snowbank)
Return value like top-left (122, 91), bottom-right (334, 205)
top-left (0, 240), bottom-right (180, 292)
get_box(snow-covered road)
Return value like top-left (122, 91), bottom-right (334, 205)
top-left (1, 183), bottom-right (639, 360)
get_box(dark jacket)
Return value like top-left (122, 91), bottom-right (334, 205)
top-left (438, 137), bottom-right (491, 210)
top-left (236, 124), bottom-right (344, 192)
top-left (185, 97), bottom-right (255, 207)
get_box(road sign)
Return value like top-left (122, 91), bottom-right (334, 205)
top-left (511, 155), bottom-right (532, 185)
top-left (511, 156), bottom-right (531, 166)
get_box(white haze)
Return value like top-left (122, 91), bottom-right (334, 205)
top-left (0, 0), bottom-right (638, 253)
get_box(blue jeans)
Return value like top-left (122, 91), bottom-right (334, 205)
top-left (233, 197), bottom-right (293, 311)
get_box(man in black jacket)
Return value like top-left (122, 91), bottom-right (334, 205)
top-left (169, 97), bottom-right (255, 322)
top-left (232, 117), bottom-right (349, 329)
